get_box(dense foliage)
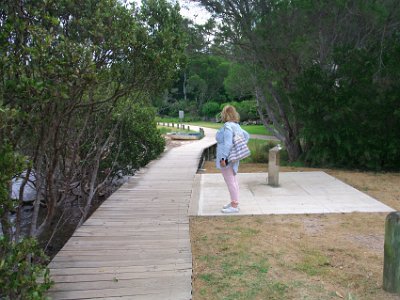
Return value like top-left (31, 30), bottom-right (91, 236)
top-left (197, 0), bottom-right (400, 170)
top-left (1, 0), bottom-right (185, 296)
top-left (0, 129), bottom-right (52, 298)
top-left (294, 37), bottom-right (400, 170)
top-left (0, 237), bottom-right (52, 299)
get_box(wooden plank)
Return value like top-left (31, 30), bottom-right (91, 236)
top-left (49, 257), bottom-right (192, 269)
top-left (47, 129), bottom-right (218, 299)
top-left (50, 275), bottom-right (190, 292)
top-left (47, 287), bottom-right (191, 300)
top-left (83, 219), bottom-right (189, 225)
top-left (76, 223), bottom-right (189, 231)
top-left (49, 263), bottom-right (192, 276)
top-left (56, 248), bottom-right (191, 257)
top-left (50, 269), bottom-right (191, 283)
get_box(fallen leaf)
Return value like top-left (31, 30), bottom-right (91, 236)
top-left (335, 291), bottom-right (344, 298)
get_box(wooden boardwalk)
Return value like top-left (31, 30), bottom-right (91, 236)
top-left (47, 127), bottom-right (217, 300)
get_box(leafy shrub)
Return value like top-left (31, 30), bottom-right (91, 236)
top-left (220, 100), bottom-right (258, 122)
top-left (293, 39), bottom-right (400, 170)
top-left (0, 237), bottom-right (52, 299)
top-left (201, 101), bottom-right (220, 118)
top-left (107, 102), bottom-right (166, 175)
top-left (245, 140), bottom-right (279, 163)
top-left (0, 137), bottom-right (52, 299)
top-left (160, 100), bottom-right (199, 119)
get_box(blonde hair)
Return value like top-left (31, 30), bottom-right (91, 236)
top-left (221, 105), bottom-right (240, 123)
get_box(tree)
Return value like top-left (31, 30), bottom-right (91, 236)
top-left (0, 0), bottom-right (185, 245)
top-left (196, 0), bottom-right (307, 160)
top-left (224, 63), bottom-right (253, 101)
top-left (201, 101), bottom-right (220, 119)
top-left (0, 109), bottom-right (52, 298)
top-left (293, 34), bottom-right (400, 170)
top-left (197, 0), bottom-right (400, 164)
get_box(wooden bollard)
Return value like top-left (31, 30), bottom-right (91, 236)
top-left (383, 211), bottom-right (400, 294)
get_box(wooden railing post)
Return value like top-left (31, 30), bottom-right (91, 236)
top-left (383, 211), bottom-right (400, 294)
top-left (199, 128), bottom-right (204, 138)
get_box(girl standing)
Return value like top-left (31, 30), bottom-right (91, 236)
top-left (216, 105), bottom-right (250, 213)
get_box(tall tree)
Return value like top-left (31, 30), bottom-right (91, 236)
top-left (197, 0), bottom-right (400, 163)
top-left (0, 0), bottom-right (185, 242)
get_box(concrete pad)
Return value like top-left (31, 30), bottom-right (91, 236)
top-left (190, 171), bottom-right (394, 216)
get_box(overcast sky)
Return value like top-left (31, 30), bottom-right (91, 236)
top-left (131, 0), bottom-right (211, 24)
top-left (178, 0), bottom-right (211, 24)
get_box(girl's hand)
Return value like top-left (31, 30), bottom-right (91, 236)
top-left (220, 159), bottom-right (226, 167)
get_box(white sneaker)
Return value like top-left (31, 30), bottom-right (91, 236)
top-left (221, 206), bottom-right (239, 213)
top-left (223, 203), bottom-right (231, 209)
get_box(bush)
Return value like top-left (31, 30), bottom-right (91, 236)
top-left (201, 101), bottom-right (220, 118)
top-left (108, 102), bottom-right (166, 175)
top-left (245, 140), bottom-right (278, 163)
top-left (159, 100), bottom-right (200, 119)
top-left (0, 237), bottom-right (52, 299)
top-left (220, 100), bottom-right (258, 122)
top-left (293, 40), bottom-right (400, 170)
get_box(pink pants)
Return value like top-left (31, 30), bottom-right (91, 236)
top-left (221, 166), bottom-right (239, 206)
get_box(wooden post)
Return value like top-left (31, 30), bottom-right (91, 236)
top-left (383, 211), bottom-right (400, 294)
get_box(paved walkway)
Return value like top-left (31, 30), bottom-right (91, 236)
top-left (250, 133), bottom-right (279, 141)
top-left (46, 127), bottom-right (217, 300)
top-left (190, 172), bottom-right (394, 216)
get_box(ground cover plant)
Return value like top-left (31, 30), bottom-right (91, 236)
top-left (157, 120), bottom-right (273, 135)
top-left (157, 125), bottom-right (199, 135)
top-left (191, 161), bottom-right (400, 300)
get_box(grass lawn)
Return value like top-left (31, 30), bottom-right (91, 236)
top-left (187, 121), bottom-right (273, 136)
top-left (157, 125), bottom-right (198, 135)
top-left (191, 162), bottom-right (400, 300)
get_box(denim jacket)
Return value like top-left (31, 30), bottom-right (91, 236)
top-left (215, 122), bottom-right (250, 174)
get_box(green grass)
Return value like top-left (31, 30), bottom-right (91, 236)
top-left (294, 250), bottom-right (331, 276)
top-left (241, 124), bottom-right (272, 135)
top-left (198, 248), bottom-right (289, 300)
top-left (157, 126), bottom-right (198, 135)
top-left (243, 139), bottom-right (278, 163)
top-left (185, 121), bottom-right (221, 130)
top-left (158, 119), bottom-right (273, 136)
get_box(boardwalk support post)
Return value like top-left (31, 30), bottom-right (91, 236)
top-left (383, 211), bottom-right (400, 294)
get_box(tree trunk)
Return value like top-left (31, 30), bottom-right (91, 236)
top-left (15, 167), bottom-right (32, 240)
top-left (183, 71), bottom-right (187, 102)
top-left (284, 136), bottom-right (302, 162)
top-left (254, 82), bottom-right (302, 161)
top-left (1, 210), bottom-right (12, 240)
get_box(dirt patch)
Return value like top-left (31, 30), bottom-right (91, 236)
top-left (191, 162), bottom-right (400, 299)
